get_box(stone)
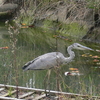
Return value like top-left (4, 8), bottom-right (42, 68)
top-left (0, 0), bottom-right (6, 6)
top-left (0, 3), bottom-right (18, 12)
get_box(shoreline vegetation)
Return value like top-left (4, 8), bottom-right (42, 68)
top-left (0, 0), bottom-right (100, 43)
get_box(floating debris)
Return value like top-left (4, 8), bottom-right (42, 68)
top-left (93, 59), bottom-right (99, 62)
top-left (92, 55), bottom-right (100, 58)
top-left (21, 23), bottom-right (34, 28)
top-left (21, 23), bottom-right (26, 25)
top-left (65, 68), bottom-right (83, 76)
top-left (91, 66), bottom-right (100, 69)
top-left (69, 68), bottom-right (78, 71)
top-left (21, 26), bottom-right (29, 28)
top-left (53, 35), bottom-right (72, 42)
top-left (96, 49), bottom-right (100, 52)
top-left (82, 54), bottom-right (100, 62)
top-left (96, 62), bottom-right (100, 65)
top-left (81, 54), bottom-right (88, 57)
top-left (89, 54), bottom-right (92, 57)
top-left (0, 46), bottom-right (9, 49)
top-left (65, 71), bottom-right (83, 76)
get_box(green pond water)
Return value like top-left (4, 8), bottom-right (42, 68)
top-left (0, 22), bottom-right (100, 96)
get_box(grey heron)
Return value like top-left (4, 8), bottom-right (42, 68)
top-left (22, 43), bottom-right (93, 96)
top-left (22, 43), bottom-right (93, 70)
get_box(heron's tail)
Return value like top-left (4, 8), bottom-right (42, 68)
top-left (22, 65), bottom-right (28, 71)
top-left (22, 58), bottom-right (38, 71)
top-left (22, 60), bottom-right (33, 71)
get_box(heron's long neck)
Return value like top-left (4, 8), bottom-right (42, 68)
top-left (65, 45), bottom-right (75, 63)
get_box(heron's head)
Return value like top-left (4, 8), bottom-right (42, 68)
top-left (72, 43), bottom-right (93, 51)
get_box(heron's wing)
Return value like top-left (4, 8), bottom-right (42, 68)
top-left (22, 57), bottom-right (39, 70)
top-left (22, 53), bottom-right (54, 70)
top-left (22, 52), bottom-right (65, 70)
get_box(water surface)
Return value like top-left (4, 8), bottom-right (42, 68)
top-left (0, 22), bottom-right (100, 96)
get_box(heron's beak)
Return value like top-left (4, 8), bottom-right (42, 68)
top-left (82, 45), bottom-right (94, 51)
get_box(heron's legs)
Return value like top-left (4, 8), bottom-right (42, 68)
top-left (54, 66), bottom-right (65, 96)
top-left (44, 69), bottom-right (51, 96)
top-left (54, 67), bottom-right (60, 91)
top-left (54, 67), bottom-right (67, 92)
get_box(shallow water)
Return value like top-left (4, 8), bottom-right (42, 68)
top-left (0, 22), bottom-right (100, 95)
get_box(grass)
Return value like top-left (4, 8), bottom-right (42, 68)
top-left (43, 19), bottom-right (87, 40)
top-left (86, 0), bottom-right (100, 10)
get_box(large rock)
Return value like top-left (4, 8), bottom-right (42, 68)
top-left (0, 3), bottom-right (18, 12)
top-left (0, 0), bottom-right (6, 6)
top-left (0, 0), bottom-right (18, 20)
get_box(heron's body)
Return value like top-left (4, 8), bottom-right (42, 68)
top-left (23, 52), bottom-right (70, 70)
top-left (22, 43), bottom-right (93, 71)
